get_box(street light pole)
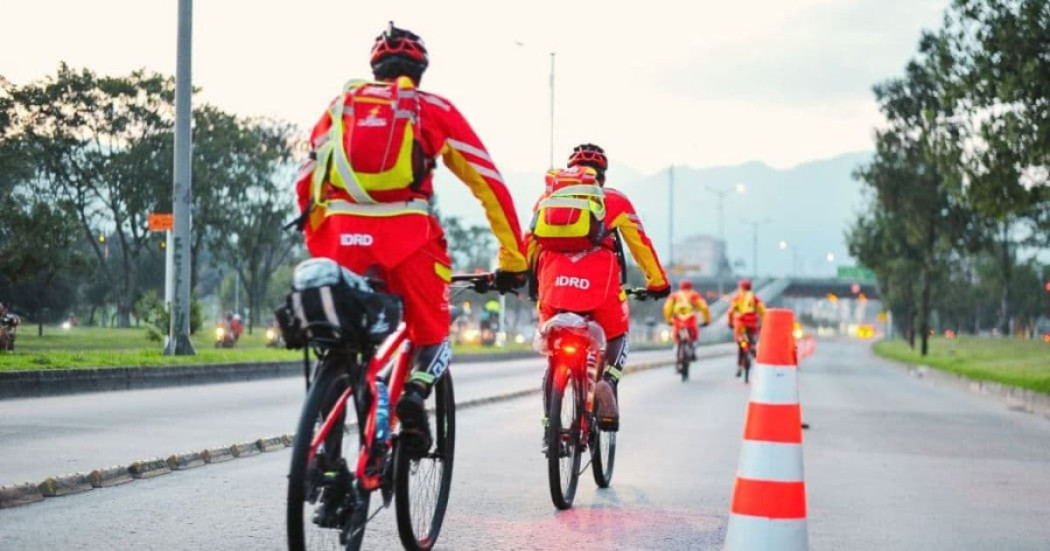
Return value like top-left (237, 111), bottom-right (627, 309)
top-left (164, 0), bottom-right (195, 356)
top-left (705, 184), bottom-right (730, 296)
top-left (741, 217), bottom-right (771, 278)
top-left (549, 51), bottom-right (555, 169)
top-left (668, 165), bottom-right (675, 272)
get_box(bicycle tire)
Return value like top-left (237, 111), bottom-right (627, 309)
top-left (395, 372), bottom-right (456, 551)
top-left (590, 421), bottom-right (616, 488)
top-left (287, 355), bottom-right (369, 551)
top-left (547, 367), bottom-right (581, 510)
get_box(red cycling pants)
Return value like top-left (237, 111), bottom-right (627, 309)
top-left (305, 213), bottom-right (452, 346)
top-left (671, 315), bottom-right (699, 343)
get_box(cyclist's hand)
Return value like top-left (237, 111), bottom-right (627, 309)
top-left (702, 321), bottom-right (710, 328)
top-left (494, 269), bottom-right (527, 294)
top-left (647, 286), bottom-right (671, 300)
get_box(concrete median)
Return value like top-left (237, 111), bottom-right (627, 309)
top-left (89, 466), bottom-right (133, 488)
top-left (0, 482), bottom-right (45, 508)
top-left (128, 458), bottom-right (171, 479)
top-left (38, 473), bottom-right (93, 497)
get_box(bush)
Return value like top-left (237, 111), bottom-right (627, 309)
top-left (134, 289), bottom-right (204, 339)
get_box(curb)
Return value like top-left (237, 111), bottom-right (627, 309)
top-left (38, 473), bottom-right (93, 497)
top-left (202, 446), bottom-right (235, 464)
top-left (1, 350), bottom-right (733, 510)
top-left (230, 442), bottom-right (261, 458)
top-left (89, 466), bottom-right (133, 488)
top-left (256, 436), bottom-right (286, 453)
top-left (167, 451), bottom-right (206, 471)
top-left (128, 458), bottom-right (171, 479)
top-left (0, 482), bottom-right (45, 508)
top-left (904, 363), bottom-right (1050, 420)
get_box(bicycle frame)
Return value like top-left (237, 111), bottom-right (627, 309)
top-left (307, 321), bottom-right (414, 492)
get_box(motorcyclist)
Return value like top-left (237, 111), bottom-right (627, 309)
top-left (0, 303), bottom-right (19, 351)
top-left (526, 144), bottom-right (670, 432)
top-left (662, 280), bottom-right (711, 360)
top-left (230, 314), bottom-right (244, 342)
top-left (294, 22), bottom-right (528, 457)
top-left (727, 279), bottom-right (766, 377)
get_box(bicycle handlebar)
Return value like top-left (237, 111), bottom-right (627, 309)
top-left (623, 288), bottom-right (655, 300)
top-left (451, 272), bottom-right (496, 294)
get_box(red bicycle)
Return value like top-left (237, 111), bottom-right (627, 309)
top-left (537, 287), bottom-right (652, 510)
top-left (286, 270), bottom-right (493, 551)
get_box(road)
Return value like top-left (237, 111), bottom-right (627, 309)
top-left (0, 349), bottom-right (682, 487)
top-left (1, 340), bottom-right (1049, 550)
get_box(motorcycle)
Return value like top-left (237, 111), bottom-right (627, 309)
top-left (265, 325), bottom-right (283, 348)
top-left (214, 324), bottom-right (237, 348)
top-left (0, 313), bottom-right (20, 352)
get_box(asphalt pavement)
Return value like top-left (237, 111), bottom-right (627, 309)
top-left (1, 340), bottom-right (1048, 550)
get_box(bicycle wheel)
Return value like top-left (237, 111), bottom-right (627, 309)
top-left (287, 355), bottom-right (370, 551)
top-left (590, 416), bottom-right (616, 489)
top-left (547, 367), bottom-right (582, 510)
top-left (395, 372), bottom-right (456, 551)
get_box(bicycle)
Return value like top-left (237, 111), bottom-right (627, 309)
top-left (285, 266), bottom-right (495, 551)
top-left (537, 287), bottom-right (653, 510)
top-left (670, 314), bottom-right (707, 382)
top-left (735, 326), bottom-right (758, 384)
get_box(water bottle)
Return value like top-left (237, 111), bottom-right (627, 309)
top-left (374, 380), bottom-right (390, 445)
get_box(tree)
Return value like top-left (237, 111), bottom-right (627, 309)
top-left (211, 119), bottom-right (300, 331)
top-left (9, 65), bottom-right (174, 326)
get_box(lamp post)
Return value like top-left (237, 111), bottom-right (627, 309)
top-left (515, 42), bottom-right (556, 169)
top-left (706, 183), bottom-right (747, 296)
top-left (741, 217), bottom-right (771, 278)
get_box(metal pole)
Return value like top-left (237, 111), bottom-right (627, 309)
top-left (752, 224), bottom-right (758, 278)
top-left (668, 165), bottom-right (674, 271)
top-left (165, 0), bottom-right (195, 355)
top-left (548, 52), bottom-right (555, 170)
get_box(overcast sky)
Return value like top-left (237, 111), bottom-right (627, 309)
top-left (2, 0), bottom-right (949, 175)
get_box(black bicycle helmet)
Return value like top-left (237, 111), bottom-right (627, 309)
top-left (370, 22), bottom-right (429, 84)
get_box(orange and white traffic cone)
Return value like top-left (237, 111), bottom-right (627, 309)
top-left (725, 308), bottom-right (808, 551)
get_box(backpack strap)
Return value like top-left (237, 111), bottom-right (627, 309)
top-left (311, 79), bottom-right (378, 206)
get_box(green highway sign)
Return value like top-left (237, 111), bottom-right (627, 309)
top-left (837, 266), bottom-right (876, 282)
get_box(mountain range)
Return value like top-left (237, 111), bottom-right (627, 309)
top-left (430, 150), bottom-right (873, 279)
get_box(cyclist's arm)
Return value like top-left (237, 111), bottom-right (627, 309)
top-left (696, 298), bottom-right (711, 325)
top-left (605, 189), bottom-right (669, 291)
top-left (434, 98), bottom-right (527, 272)
top-left (293, 99), bottom-right (341, 232)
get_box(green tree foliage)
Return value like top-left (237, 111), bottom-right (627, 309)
top-left (850, 2), bottom-right (1049, 351)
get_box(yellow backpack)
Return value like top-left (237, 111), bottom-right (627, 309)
top-left (531, 166), bottom-right (607, 252)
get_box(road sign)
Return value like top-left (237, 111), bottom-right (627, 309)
top-left (837, 266), bottom-right (875, 282)
top-left (148, 213), bottom-right (174, 231)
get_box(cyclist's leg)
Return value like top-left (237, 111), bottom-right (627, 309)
top-left (591, 292), bottom-right (629, 431)
top-left (385, 232), bottom-right (453, 457)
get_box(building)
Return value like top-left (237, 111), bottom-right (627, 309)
top-left (672, 234), bottom-right (728, 277)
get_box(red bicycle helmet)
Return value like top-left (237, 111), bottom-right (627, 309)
top-left (370, 22), bottom-right (429, 82)
top-left (568, 143), bottom-right (608, 183)
top-left (738, 279), bottom-right (752, 291)
top-left (679, 280), bottom-right (693, 290)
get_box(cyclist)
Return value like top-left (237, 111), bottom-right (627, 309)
top-left (294, 22), bottom-right (528, 456)
top-left (526, 143), bottom-right (670, 432)
top-left (727, 278), bottom-right (766, 377)
top-left (663, 279), bottom-right (710, 360)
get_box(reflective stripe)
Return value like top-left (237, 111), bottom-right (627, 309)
top-left (409, 371), bottom-right (436, 385)
top-left (422, 94), bottom-right (450, 110)
top-left (737, 441), bottom-right (805, 483)
top-left (469, 162), bottom-right (503, 183)
top-left (318, 286), bottom-right (342, 329)
top-left (751, 364), bottom-right (799, 405)
top-left (725, 514), bottom-right (809, 550)
top-left (325, 199), bottom-right (430, 217)
top-left (447, 138), bottom-right (493, 163)
top-left (604, 366), bottom-right (623, 381)
top-left (434, 263), bottom-right (452, 283)
top-left (539, 197), bottom-right (592, 210)
top-left (551, 184), bottom-right (604, 198)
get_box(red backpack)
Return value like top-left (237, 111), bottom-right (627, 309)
top-left (530, 166), bottom-right (608, 252)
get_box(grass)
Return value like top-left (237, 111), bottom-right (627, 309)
top-left (0, 326), bottom-right (534, 371)
top-left (873, 336), bottom-right (1050, 395)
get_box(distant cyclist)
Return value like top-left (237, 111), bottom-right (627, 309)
top-left (526, 143), bottom-right (670, 432)
top-left (294, 22), bottom-right (528, 456)
top-left (727, 279), bottom-right (766, 377)
top-left (663, 280), bottom-right (710, 360)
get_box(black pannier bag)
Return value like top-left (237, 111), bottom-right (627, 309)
top-left (274, 258), bottom-right (402, 349)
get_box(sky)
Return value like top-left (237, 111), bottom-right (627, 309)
top-left (1, 0), bottom-right (951, 176)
